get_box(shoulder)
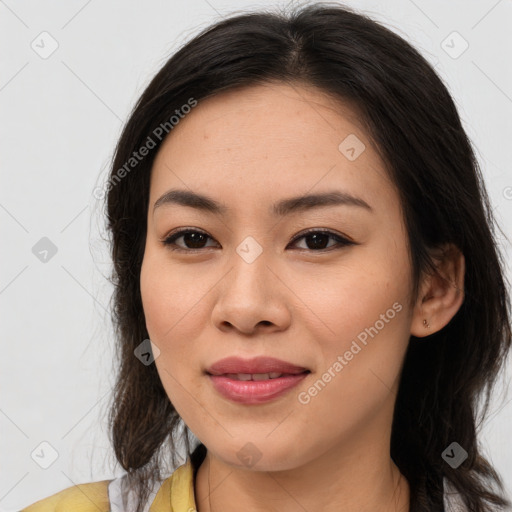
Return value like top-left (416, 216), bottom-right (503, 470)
top-left (20, 460), bottom-right (196, 512)
top-left (104, 460), bottom-right (196, 511)
top-left (20, 480), bottom-right (111, 512)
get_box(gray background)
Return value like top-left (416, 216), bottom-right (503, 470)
top-left (1, 0), bottom-right (511, 510)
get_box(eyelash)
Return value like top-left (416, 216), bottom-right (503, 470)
top-left (161, 228), bottom-right (356, 253)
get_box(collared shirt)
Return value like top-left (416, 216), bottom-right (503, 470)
top-left (20, 455), bottom-right (475, 512)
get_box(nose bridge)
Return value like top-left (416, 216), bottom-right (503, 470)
top-left (210, 234), bottom-right (289, 332)
top-left (227, 235), bottom-right (273, 298)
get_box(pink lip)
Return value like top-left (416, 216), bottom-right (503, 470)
top-left (209, 373), bottom-right (309, 404)
top-left (206, 356), bottom-right (310, 405)
top-left (207, 356), bottom-right (308, 375)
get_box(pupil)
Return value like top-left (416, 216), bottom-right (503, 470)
top-left (185, 232), bottom-right (206, 248)
top-left (307, 233), bottom-right (328, 250)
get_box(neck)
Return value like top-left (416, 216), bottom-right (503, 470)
top-left (194, 435), bottom-right (410, 512)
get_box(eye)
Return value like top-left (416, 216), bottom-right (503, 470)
top-left (161, 228), bottom-right (356, 252)
top-left (162, 228), bottom-right (218, 251)
top-left (288, 229), bottom-right (356, 251)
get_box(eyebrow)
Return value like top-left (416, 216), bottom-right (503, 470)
top-left (153, 189), bottom-right (373, 216)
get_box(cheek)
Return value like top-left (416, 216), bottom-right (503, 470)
top-left (140, 253), bottom-right (202, 343)
top-left (293, 248), bottom-right (409, 349)
top-left (139, 252), bottom-right (213, 407)
top-left (301, 278), bottom-right (408, 391)
top-left (292, 246), bottom-right (411, 402)
top-left (140, 256), bottom-right (204, 421)
top-left (291, 288), bottom-right (409, 455)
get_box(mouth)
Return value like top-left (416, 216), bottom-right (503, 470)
top-left (206, 355), bottom-right (310, 376)
top-left (218, 372), bottom-right (305, 380)
top-left (206, 356), bottom-right (311, 404)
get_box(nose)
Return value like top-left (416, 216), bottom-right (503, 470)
top-left (210, 250), bottom-right (292, 336)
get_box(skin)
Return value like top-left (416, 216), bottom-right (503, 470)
top-left (140, 82), bottom-right (465, 512)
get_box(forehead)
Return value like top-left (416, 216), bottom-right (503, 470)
top-left (149, 82), bottom-right (398, 217)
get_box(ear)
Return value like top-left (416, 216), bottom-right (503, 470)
top-left (410, 243), bottom-right (465, 337)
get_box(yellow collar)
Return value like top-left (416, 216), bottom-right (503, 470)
top-left (151, 458), bottom-right (196, 511)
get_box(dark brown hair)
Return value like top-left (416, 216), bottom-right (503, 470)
top-left (102, 3), bottom-right (512, 511)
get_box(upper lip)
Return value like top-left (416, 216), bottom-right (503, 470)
top-left (206, 356), bottom-right (309, 376)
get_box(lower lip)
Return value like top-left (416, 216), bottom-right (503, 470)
top-left (208, 372), bottom-right (309, 404)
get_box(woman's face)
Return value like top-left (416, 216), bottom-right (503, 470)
top-left (140, 82), bottom-right (417, 471)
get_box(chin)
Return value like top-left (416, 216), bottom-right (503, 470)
top-left (204, 434), bottom-right (313, 472)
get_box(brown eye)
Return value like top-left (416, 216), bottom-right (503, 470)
top-left (288, 230), bottom-right (355, 251)
top-left (161, 228), bottom-right (355, 253)
top-left (163, 229), bottom-right (218, 251)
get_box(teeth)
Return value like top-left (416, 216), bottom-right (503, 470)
top-left (225, 372), bottom-right (284, 380)
top-left (253, 373), bottom-right (270, 381)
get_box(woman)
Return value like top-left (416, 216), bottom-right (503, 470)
top-left (22, 3), bottom-right (511, 511)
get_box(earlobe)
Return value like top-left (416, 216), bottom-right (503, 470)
top-left (410, 244), bottom-right (465, 338)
